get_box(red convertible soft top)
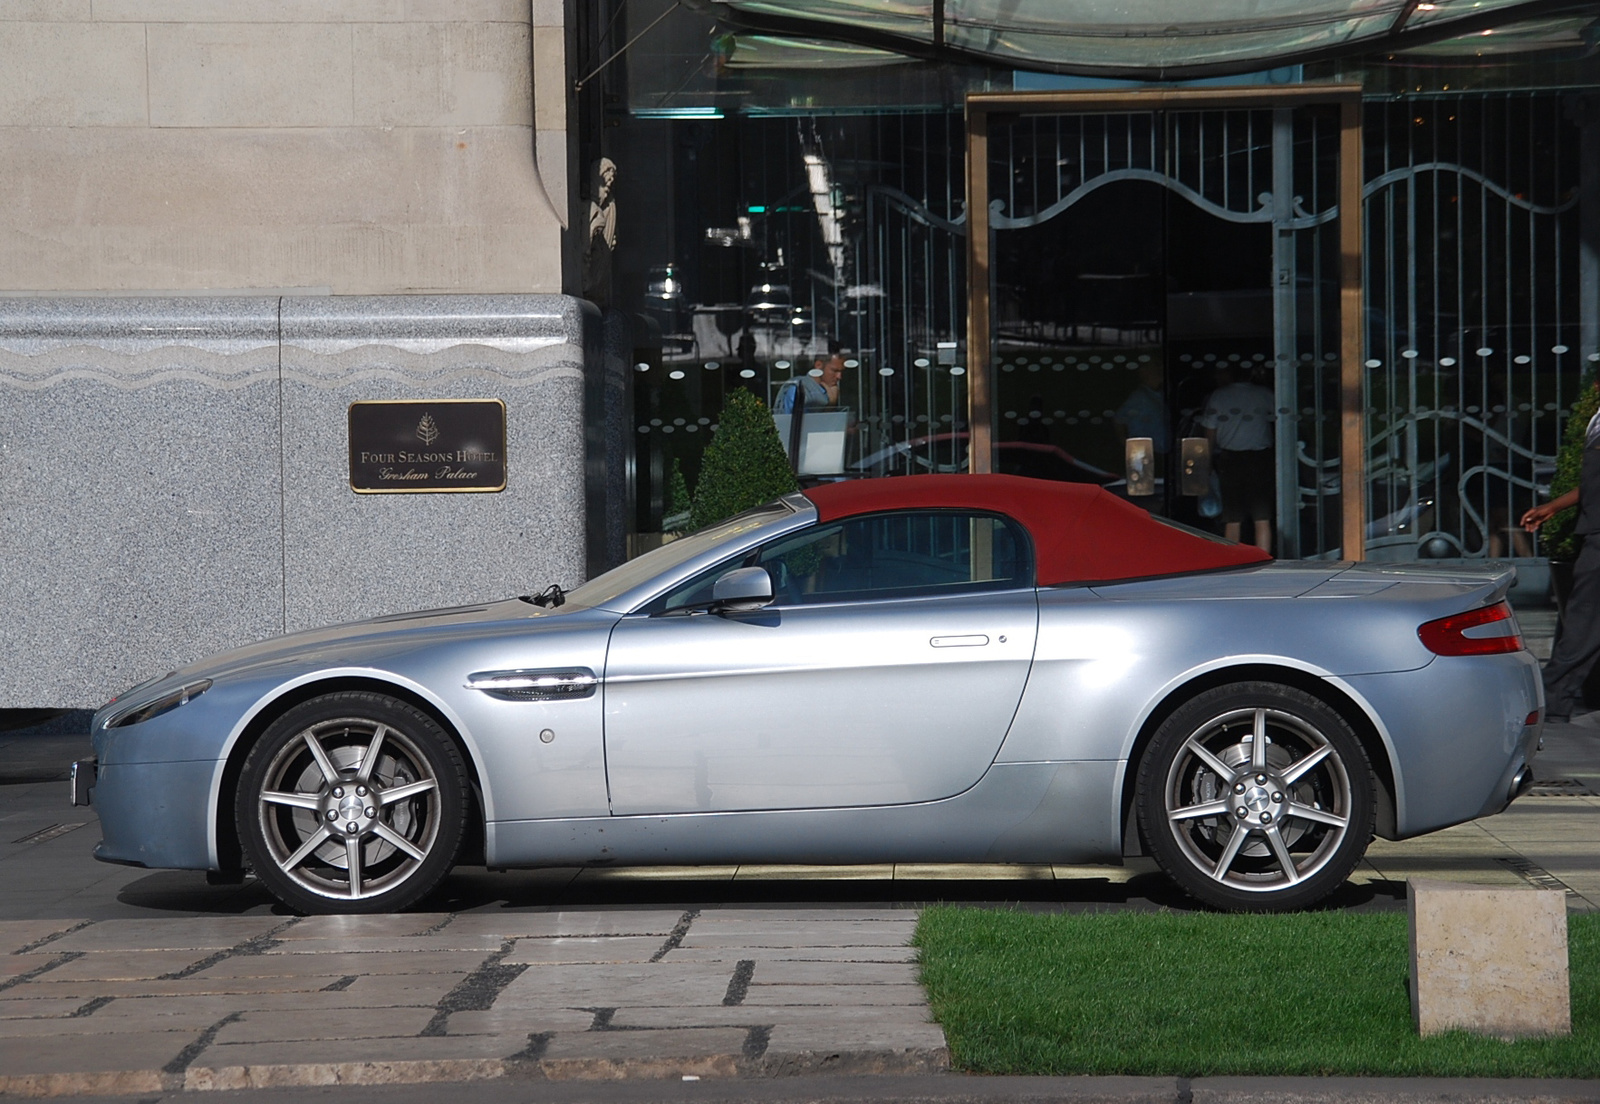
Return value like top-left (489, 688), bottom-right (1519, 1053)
top-left (802, 474), bottom-right (1271, 587)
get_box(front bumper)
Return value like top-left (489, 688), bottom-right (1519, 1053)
top-left (88, 759), bottom-right (219, 871)
top-left (69, 758), bottom-right (96, 806)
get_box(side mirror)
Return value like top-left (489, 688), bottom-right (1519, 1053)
top-left (710, 566), bottom-right (774, 612)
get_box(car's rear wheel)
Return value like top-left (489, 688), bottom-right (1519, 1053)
top-left (1136, 682), bottom-right (1375, 911)
top-left (236, 692), bottom-right (466, 914)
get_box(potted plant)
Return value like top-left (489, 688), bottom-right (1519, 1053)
top-left (689, 389), bottom-right (799, 530)
top-left (1540, 366), bottom-right (1600, 624)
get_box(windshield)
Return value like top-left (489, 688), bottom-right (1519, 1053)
top-left (563, 500), bottom-right (797, 610)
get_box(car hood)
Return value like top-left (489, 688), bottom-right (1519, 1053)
top-left (159, 598), bottom-right (614, 687)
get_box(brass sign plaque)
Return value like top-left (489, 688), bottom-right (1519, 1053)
top-left (348, 399), bottom-right (507, 494)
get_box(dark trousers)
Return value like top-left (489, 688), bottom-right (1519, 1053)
top-left (1545, 536), bottom-right (1600, 717)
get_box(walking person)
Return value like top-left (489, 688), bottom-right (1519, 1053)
top-left (1522, 384), bottom-right (1600, 722)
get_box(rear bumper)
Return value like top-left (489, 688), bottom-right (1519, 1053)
top-left (1339, 649), bottom-right (1541, 838)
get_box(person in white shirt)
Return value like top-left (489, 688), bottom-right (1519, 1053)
top-left (1198, 363), bottom-right (1276, 551)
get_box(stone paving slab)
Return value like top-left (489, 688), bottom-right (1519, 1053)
top-left (609, 1004), bottom-right (934, 1028)
top-left (443, 911), bottom-right (686, 937)
top-left (0, 1029), bottom-right (194, 1075)
top-left (745, 960), bottom-right (920, 984)
top-left (38, 950), bottom-right (217, 981)
top-left (441, 1007), bottom-right (599, 1036)
top-left (273, 915), bottom-right (441, 940)
top-left (38, 918), bottom-right (282, 953)
top-left (541, 1027), bottom-right (752, 1061)
top-left (192, 948), bottom-right (491, 978)
top-left (0, 920), bottom-right (90, 954)
top-left (766, 1022), bottom-right (950, 1053)
top-left (501, 936), bottom-right (666, 964)
top-left (1, 975), bottom-right (357, 1000)
top-left (0, 995), bottom-right (85, 1018)
top-left (0, 1009), bottom-right (229, 1037)
top-left (664, 945), bottom-right (919, 963)
top-left (259, 934), bottom-right (509, 955)
top-left (741, 983), bottom-right (930, 1007)
top-left (214, 1007), bottom-right (439, 1045)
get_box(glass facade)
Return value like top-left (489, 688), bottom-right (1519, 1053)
top-left (586, 0), bottom-right (1600, 563)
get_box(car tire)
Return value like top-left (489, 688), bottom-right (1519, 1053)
top-left (235, 692), bottom-right (467, 914)
top-left (1136, 682), bottom-right (1375, 912)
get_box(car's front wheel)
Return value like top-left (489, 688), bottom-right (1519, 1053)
top-left (236, 692), bottom-right (467, 914)
top-left (1136, 682), bottom-right (1375, 911)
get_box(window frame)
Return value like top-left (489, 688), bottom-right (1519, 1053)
top-left (644, 507), bottom-right (1036, 616)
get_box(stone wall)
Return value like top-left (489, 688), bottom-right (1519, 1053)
top-left (0, 1), bottom-right (567, 295)
top-left (0, 294), bottom-right (620, 708)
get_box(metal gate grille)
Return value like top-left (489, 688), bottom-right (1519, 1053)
top-left (982, 105), bottom-right (1346, 558)
top-left (1363, 92), bottom-right (1582, 560)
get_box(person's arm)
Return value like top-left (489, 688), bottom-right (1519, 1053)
top-left (774, 382), bottom-right (795, 413)
top-left (1523, 487), bottom-right (1581, 531)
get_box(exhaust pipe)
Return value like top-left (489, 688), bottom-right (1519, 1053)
top-left (1509, 765), bottom-right (1536, 802)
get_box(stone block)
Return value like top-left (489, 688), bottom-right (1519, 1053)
top-left (531, 23), bottom-right (567, 132)
top-left (0, 21), bottom-right (146, 126)
top-left (1408, 877), bottom-right (1571, 1038)
top-left (353, 22), bottom-right (530, 127)
top-left (147, 22), bottom-right (355, 127)
top-left (0, 124), bottom-right (561, 295)
top-left (0, 1), bottom-right (92, 19)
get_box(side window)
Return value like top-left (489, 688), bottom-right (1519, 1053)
top-left (755, 511), bottom-right (1031, 605)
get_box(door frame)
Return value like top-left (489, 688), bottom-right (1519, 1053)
top-left (964, 84), bottom-right (1366, 560)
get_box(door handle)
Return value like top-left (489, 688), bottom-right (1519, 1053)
top-left (466, 668), bottom-right (598, 700)
top-left (930, 635), bottom-right (989, 648)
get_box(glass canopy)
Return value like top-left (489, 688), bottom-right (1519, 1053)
top-left (715, 0), bottom-right (1587, 77)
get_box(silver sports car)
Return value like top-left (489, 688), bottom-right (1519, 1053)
top-left (73, 474), bottom-right (1542, 913)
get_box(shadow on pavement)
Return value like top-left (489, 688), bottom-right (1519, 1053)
top-left (112, 861), bottom-right (1402, 916)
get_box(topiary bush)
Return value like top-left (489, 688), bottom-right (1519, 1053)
top-left (1541, 368), bottom-right (1600, 562)
top-left (689, 389), bottom-right (798, 531)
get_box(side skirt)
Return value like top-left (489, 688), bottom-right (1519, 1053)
top-left (487, 760), bottom-right (1124, 868)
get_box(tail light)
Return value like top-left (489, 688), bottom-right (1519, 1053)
top-left (1418, 600), bottom-right (1523, 656)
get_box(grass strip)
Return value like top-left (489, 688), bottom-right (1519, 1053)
top-left (913, 906), bottom-right (1600, 1077)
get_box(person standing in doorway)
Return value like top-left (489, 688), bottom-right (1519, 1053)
top-left (1198, 362), bottom-right (1276, 551)
top-left (775, 345), bottom-right (845, 412)
top-left (1521, 381), bottom-right (1600, 722)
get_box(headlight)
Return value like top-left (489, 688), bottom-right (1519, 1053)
top-left (105, 679), bottom-right (213, 729)
top-left (100, 672), bottom-right (171, 714)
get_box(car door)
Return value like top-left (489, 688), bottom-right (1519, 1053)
top-left (602, 510), bottom-right (1039, 814)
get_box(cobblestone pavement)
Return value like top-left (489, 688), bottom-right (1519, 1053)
top-left (0, 909), bottom-right (943, 1096)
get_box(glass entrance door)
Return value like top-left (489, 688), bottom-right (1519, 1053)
top-left (969, 90), bottom-right (1363, 560)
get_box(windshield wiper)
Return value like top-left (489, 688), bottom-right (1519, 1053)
top-left (520, 583), bottom-right (566, 608)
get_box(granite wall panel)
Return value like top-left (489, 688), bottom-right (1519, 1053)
top-left (0, 298), bottom-right (283, 706)
top-left (0, 294), bottom-right (598, 707)
top-left (279, 295), bottom-right (591, 632)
